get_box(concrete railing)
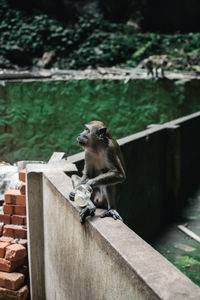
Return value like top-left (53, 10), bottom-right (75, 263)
top-left (27, 112), bottom-right (200, 300)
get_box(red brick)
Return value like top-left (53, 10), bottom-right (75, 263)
top-left (3, 225), bottom-right (15, 238)
top-left (0, 284), bottom-right (28, 300)
top-left (0, 224), bottom-right (3, 236)
top-left (3, 225), bottom-right (27, 239)
top-left (3, 204), bottom-right (13, 215)
top-left (0, 257), bottom-right (26, 272)
top-left (24, 217), bottom-right (27, 226)
top-left (12, 240), bottom-right (27, 248)
top-left (0, 242), bottom-right (10, 258)
top-left (4, 190), bottom-right (26, 206)
top-left (11, 215), bottom-right (26, 226)
top-left (0, 258), bottom-right (13, 272)
top-left (19, 183), bottom-right (26, 195)
top-left (19, 170), bottom-right (26, 183)
top-left (14, 206), bottom-right (26, 216)
top-left (3, 204), bottom-right (26, 216)
top-left (0, 213), bottom-right (11, 224)
top-left (0, 271), bottom-right (24, 290)
top-left (0, 237), bottom-right (14, 244)
top-left (5, 244), bottom-right (27, 262)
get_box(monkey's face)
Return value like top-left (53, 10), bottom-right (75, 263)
top-left (77, 123), bottom-right (108, 150)
top-left (77, 126), bottom-right (89, 147)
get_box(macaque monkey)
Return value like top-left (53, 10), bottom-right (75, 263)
top-left (141, 55), bottom-right (168, 78)
top-left (125, 55), bottom-right (170, 84)
top-left (70, 121), bottom-right (126, 224)
top-left (37, 51), bottom-right (53, 69)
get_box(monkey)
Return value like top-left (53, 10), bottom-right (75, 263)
top-left (140, 55), bottom-right (169, 78)
top-left (37, 51), bottom-right (53, 69)
top-left (69, 121), bottom-right (126, 224)
top-left (124, 55), bottom-right (170, 84)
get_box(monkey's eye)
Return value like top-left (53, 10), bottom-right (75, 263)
top-left (84, 126), bottom-right (90, 132)
top-left (97, 127), bottom-right (107, 137)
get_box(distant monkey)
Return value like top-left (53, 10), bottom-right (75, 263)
top-left (37, 51), bottom-right (53, 69)
top-left (70, 121), bottom-right (126, 224)
top-left (141, 55), bottom-right (168, 78)
top-left (42, 51), bottom-right (53, 68)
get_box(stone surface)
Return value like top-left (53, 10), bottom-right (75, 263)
top-left (174, 243), bottom-right (196, 252)
top-left (27, 160), bottom-right (200, 300)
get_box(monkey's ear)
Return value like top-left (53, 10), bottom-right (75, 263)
top-left (98, 127), bottom-right (107, 136)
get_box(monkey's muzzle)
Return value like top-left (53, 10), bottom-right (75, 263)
top-left (77, 135), bottom-right (88, 146)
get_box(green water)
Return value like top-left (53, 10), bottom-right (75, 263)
top-left (0, 78), bottom-right (200, 162)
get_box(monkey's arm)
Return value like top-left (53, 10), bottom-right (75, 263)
top-left (86, 169), bottom-right (125, 188)
top-left (76, 173), bottom-right (89, 186)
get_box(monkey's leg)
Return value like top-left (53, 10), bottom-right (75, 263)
top-left (100, 186), bottom-right (123, 222)
top-left (147, 67), bottom-right (153, 77)
top-left (80, 200), bottom-right (96, 224)
top-left (161, 68), bottom-right (165, 78)
top-left (155, 68), bottom-right (159, 79)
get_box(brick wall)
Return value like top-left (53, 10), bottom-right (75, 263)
top-left (0, 169), bottom-right (28, 300)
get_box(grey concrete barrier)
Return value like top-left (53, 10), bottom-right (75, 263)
top-left (26, 128), bottom-right (200, 300)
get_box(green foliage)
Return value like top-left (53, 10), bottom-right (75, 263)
top-left (0, 0), bottom-right (200, 69)
top-left (175, 255), bottom-right (200, 285)
top-left (0, 79), bottom-right (199, 163)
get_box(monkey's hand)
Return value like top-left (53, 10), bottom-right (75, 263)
top-left (100, 209), bottom-right (123, 222)
top-left (80, 200), bottom-right (96, 224)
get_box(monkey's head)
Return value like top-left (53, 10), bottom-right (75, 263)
top-left (77, 121), bottom-right (110, 151)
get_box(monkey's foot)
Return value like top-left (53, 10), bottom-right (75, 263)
top-left (100, 209), bottom-right (123, 222)
top-left (80, 206), bottom-right (96, 224)
top-left (69, 192), bottom-right (75, 201)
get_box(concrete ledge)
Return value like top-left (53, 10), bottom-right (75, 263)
top-left (27, 163), bottom-right (200, 300)
top-left (118, 111), bottom-right (200, 145)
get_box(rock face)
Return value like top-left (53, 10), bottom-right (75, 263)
top-left (0, 166), bottom-right (20, 201)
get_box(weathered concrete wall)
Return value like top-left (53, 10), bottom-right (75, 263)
top-left (69, 112), bottom-right (200, 241)
top-left (27, 158), bottom-right (200, 300)
top-left (0, 77), bottom-right (200, 162)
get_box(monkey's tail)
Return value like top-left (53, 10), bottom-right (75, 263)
top-left (124, 60), bottom-right (145, 84)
